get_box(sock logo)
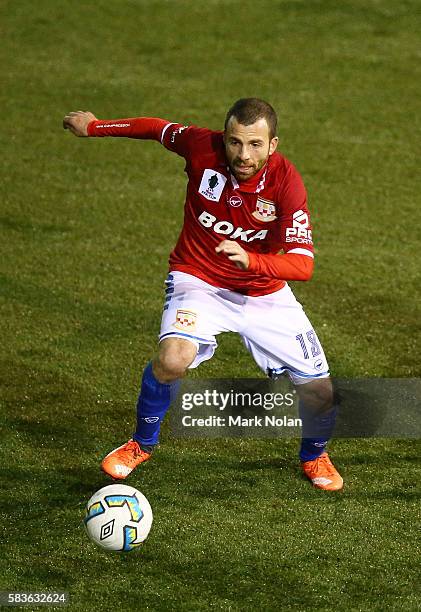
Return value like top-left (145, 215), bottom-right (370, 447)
top-left (141, 417), bottom-right (160, 423)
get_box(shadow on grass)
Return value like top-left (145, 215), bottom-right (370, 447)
top-left (0, 274), bottom-right (152, 347)
top-left (0, 215), bottom-right (72, 234)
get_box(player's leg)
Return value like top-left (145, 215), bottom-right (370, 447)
top-left (135, 272), bottom-right (243, 449)
top-left (101, 337), bottom-right (197, 480)
top-left (294, 376), bottom-right (335, 460)
top-left (294, 377), bottom-right (342, 490)
top-left (132, 337), bottom-right (197, 450)
top-left (101, 271), bottom-right (236, 479)
top-left (241, 284), bottom-right (342, 490)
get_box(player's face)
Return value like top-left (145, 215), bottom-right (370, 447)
top-left (224, 117), bottom-right (278, 182)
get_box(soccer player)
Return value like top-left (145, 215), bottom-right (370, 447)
top-left (63, 99), bottom-right (343, 490)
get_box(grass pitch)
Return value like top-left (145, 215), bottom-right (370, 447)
top-left (1, 1), bottom-right (421, 610)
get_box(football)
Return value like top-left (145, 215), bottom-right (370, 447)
top-left (84, 484), bottom-right (153, 552)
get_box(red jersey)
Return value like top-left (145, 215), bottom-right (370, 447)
top-left (88, 117), bottom-right (314, 296)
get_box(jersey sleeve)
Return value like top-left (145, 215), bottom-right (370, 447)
top-left (87, 117), bottom-right (170, 140)
top-left (278, 164), bottom-right (314, 258)
top-left (247, 251), bottom-right (314, 281)
top-left (161, 123), bottom-right (216, 160)
top-left (87, 118), bottom-right (215, 162)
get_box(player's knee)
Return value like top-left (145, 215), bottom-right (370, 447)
top-left (153, 338), bottom-right (197, 383)
top-left (296, 377), bottom-right (333, 413)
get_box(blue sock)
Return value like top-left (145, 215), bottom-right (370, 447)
top-left (299, 400), bottom-right (337, 462)
top-left (133, 362), bottom-right (180, 448)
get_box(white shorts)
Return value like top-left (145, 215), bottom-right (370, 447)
top-left (159, 271), bottom-right (329, 385)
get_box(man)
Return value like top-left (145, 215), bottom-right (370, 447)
top-left (63, 98), bottom-right (343, 491)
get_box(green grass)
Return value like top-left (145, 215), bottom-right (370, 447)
top-left (1, 0), bottom-right (421, 610)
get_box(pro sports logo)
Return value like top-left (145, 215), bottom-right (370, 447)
top-left (293, 210), bottom-right (309, 227)
top-left (285, 209), bottom-right (313, 245)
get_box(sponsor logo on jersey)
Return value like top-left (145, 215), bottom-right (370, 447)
top-left (174, 309), bottom-right (197, 331)
top-left (198, 169), bottom-right (227, 202)
top-left (198, 210), bottom-right (268, 242)
top-left (252, 197), bottom-right (277, 222)
top-left (285, 209), bottom-right (313, 245)
top-left (228, 195), bottom-right (243, 208)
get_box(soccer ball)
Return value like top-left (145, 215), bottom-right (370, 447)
top-left (84, 484), bottom-right (153, 552)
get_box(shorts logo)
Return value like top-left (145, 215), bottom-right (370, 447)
top-left (314, 359), bottom-right (324, 371)
top-left (199, 169), bottom-right (227, 202)
top-left (174, 309), bottom-right (197, 331)
top-left (252, 197), bottom-right (277, 222)
top-left (228, 195), bottom-right (243, 208)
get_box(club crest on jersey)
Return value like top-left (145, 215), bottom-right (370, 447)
top-left (252, 197), bottom-right (277, 222)
top-left (199, 169), bottom-right (227, 202)
top-left (174, 309), bottom-right (197, 331)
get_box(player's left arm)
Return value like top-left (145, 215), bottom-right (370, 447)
top-left (216, 165), bottom-right (314, 280)
top-left (215, 240), bottom-right (313, 279)
top-left (249, 164), bottom-right (314, 280)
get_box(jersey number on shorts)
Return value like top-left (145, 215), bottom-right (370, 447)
top-left (295, 330), bottom-right (321, 359)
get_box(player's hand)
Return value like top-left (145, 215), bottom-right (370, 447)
top-left (63, 110), bottom-right (98, 137)
top-left (215, 240), bottom-right (250, 270)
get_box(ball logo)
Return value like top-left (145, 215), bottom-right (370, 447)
top-left (228, 195), bottom-right (243, 207)
top-left (100, 519), bottom-right (115, 540)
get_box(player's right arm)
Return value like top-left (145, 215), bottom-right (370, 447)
top-left (63, 111), bottom-right (98, 136)
top-left (63, 111), bottom-right (211, 159)
top-left (63, 111), bottom-right (169, 141)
